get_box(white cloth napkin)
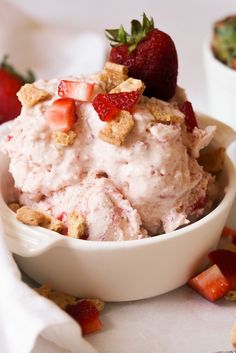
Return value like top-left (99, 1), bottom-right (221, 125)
top-left (0, 218), bottom-right (98, 353)
top-left (0, 2), bottom-right (107, 353)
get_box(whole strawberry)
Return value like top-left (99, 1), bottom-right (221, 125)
top-left (0, 55), bottom-right (35, 124)
top-left (106, 14), bottom-right (178, 101)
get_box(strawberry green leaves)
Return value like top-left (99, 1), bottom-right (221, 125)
top-left (105, 13), bottom-right (154, 52)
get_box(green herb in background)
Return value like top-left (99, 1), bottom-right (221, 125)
top-left (212, 15), bottom-right (236, 70)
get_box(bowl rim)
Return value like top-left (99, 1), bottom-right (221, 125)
top-left (0, 118), bottom-right (236, 252)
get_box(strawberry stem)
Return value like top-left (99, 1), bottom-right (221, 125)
top-left (105, 13), bottom-right (154, 52)
top-left (1, 55), bottom-right (36, 84)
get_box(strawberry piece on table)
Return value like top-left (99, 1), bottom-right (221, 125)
top-left (92, 90), bottom-right (140, 121)
top-left (58, 80), bottom-right (95, 101)
top-left (188, 264), bottom-right (230, 302)
top-left (0, 55), bottom-right (35, 124)
top-left (209, 249), bottom-right (236, 289)
top-left (66, 300), bottom-right (102, 335)
top-left (106, 13), bottom-right (178, 101)
top-left (221, 226), bottom-right (236, 238)
top-left (45, 98), bottom-right (77, 132)
top-left (180, 101), bottom-right (198, 132)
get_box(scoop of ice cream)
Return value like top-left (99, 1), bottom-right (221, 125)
top-left (20, 174), bottom-right (147, 241)
top-left (1, 73), bottom-right (216, 239)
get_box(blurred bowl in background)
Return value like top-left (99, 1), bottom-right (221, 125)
top-left (203, 38), bottom-right (236, 131)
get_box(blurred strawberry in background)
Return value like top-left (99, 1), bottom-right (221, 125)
top-left (0, 55), bottom-right (35, 124)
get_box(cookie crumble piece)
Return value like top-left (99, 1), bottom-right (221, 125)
top-left (231, 321), bottom-right (236, 348)
top-left (99, 110), bottom-right (134, 146)
top-left (35, 284), bottom-right (78, 309)
top-left (99, 61), bottom-right (128, 92)
top-left (17, 84), bottom-right (51, 107)
top-left (67, 211), bottom-right (87, 239)
top-left (110, 77), bottom-right (145, 94)
top-left (52, 130), bottom-right (77, 146)
top-left (146, 97), bottom-right (183, 124)
top-left (8, 202), bottom-right (21, 212)
top-left (16, 206), bottom-right (63, 233)
top-left (16, 206), bottom-right (49, 226)
top-left (198, 147), bottom-right (225, 174)
top-left (35, 284), bottom-right (105, 311)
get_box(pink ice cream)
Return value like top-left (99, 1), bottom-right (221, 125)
top-left (1, 75), bottom-right (216, 240)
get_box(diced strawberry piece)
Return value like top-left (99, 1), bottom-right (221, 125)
top-left (209, 249), bottom-right (236, 289)
top-left (188, 264), bottom-right (230, 301)
top-left (190, 197), bottom-right (206, 212)
top-left (92, 94), bottom-right (120, 121)
top-left (66, 300), bottom-right (102, 335)
top-left (58, 80), bottom-right (95, 101)
top-left (57, 212), bottom-right (67, 222)
top-left (45, 98), bottom-right (77, 132)
top-left (221, 226), bottom-right (236, 238)
top-left (232, 58), bottom-right (236, 70)
top-left (180, 101), bottom-right (198, 132)
top-left (6, 135), bottom-right (13, 141)
top-left (92, 90), bottom-right (140, 121)
top-left (104, 90), bottom-right (141, 110)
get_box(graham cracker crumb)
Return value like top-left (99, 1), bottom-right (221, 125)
top-left (16, 206), bottom-right (50, 226)
top-left (224, 243), bottom-right (236, 253)
top-left (52, 130), bottom-right (77, 146)
top-left (110, 77), bottom-right (145, 94)
top-left (35, 284), bottom-right (78, 309)
top-left (16, 206), bottom-right (63, 233)
top-left (78, 298), bottom-right (105, 311)
top-left (225, 290), bottom-right (236, 301)
top-left (17, 84), bottom-right (51, 107)
top-left (104, 62), bottom-right (128, 75)
top-left (198, 147), bottom-right (225, 174)
top-left (146, 97), bottom-right (183, 124)
top-left (99, 62), bottom-right (129, 92)
top-left (45, 217), bottom-right (64, 233)
top-left (231, 322), bottom-right (236, 348)
top-left (99, 110), bottom-right (134, 146)
top-left (8, 202), bottom-right (20, 212)
top-left (35, 284), bottom-right (105, 312)
top-left (68, 211), bottom-right (86, 238)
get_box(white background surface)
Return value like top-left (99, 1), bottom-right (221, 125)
top-left (5, 0), bottom-right (236, 115)
top-left (2, 1), bottom-right (236, 352)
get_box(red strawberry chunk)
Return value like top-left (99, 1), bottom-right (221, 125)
top-left (66, 300), bottom-right (102, 335)
top-left (104, 90), bottom-right (141, 110)
top-left (190, 197), bottom-right (206, 212)
top-left (180, 101), bottom-right (198, 132)
top-left (221, 226), bottom-right (236, 238)
top-left (209, 249), bottom-right (236, 289)
top-left (45, 98), bottom-right (77, 132)
top-left (58, 80), bottom-right (94, 101)
top-left (92, 94), bottom-right (120, 121)
top-left (188, 264), bottom-right (230, 301)
top-left (92, 90), bottom-right (140, 121)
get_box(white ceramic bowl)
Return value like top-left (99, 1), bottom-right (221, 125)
top-left (0, 115), bottom-right (236, 302)
top-left (203, 38), bottom-right (236, 131)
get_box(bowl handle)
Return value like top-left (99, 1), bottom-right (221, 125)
top-left (0, 207), bottom-right (67, 257)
